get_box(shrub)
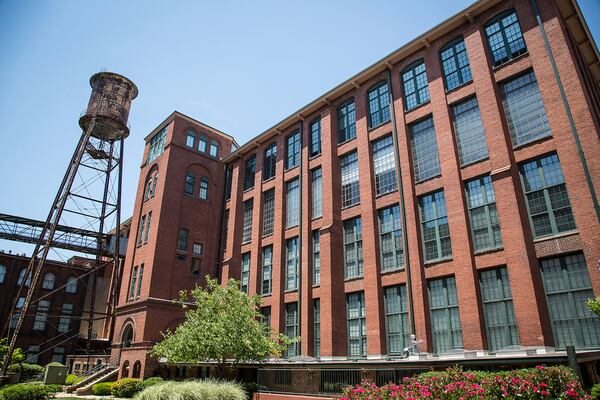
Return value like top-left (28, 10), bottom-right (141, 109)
top-left (0, 383), bottom-right (57, 400)
top-left (592, 383), bottom-right (600, 400)
top-left (111, 378), bottom-right (142, 398)
top-left (92, 382), bottom-right (114, 396)
top-left (7, 363), bottom-right (44, 382)
top-left (341, 365), bottom-right (590, 400)
top-left (140, 376), bottom-right (164, 389)
top-left (135, 379), bottom-right (246, 400)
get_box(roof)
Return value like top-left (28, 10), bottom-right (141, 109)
top-left (222, 0), bottom-right (599, 162)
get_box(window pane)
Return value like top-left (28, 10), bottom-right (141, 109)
top-left (244, 155), bottom-right (256, 190)
top-left (441, 39), bottom-right (472, 90)
top-left (311, 168), bottom-right (323, 219)
top-left (263, 143), bottom-right (277, 180)
top-left (402, 61), bottom-right (430, 110)
top-left (341, 151), bottom-right (360, 207)
top-left (286, 131), bottom-right (301, 169)
top-left (378, 205), bottom-right (404, 271)
top-left (384, 285), bottom-right (409, 354)
top-left (368, 82), bottom-right (391, 128)
top-left (312, 230), bottom-right (321, 286)
top-left (286, 178), bottom-right (300, 228)
top-left (262, 246), bottom-right (273, 295)
top-left (465, 176), bottom-right (502, 251)
top-left (262, 190), bottom-right (275, 237)
top-left (419, 191), bottom-right (452, 262)
top-left (286, 237), bottom-right (299, 291)
top-left (285, 303), bottom-right (299, 357)
top-left (452, 97), bottom-right (488, 165)
top-left (373, 136), bottom-right (397, 196)
top-left (409, 117), bottom-right (441, 182)
top-left (428, 277), bottom-right (463, 353)
top-left (347, 292), bottom-right (367, 357)
top-left (485, 11), bottom-right (527, 66)
top-left (242, 200), bottom-right (253, 243)
top-left (310, 119), bottom-right (322, 156)
top-left (344, 218), bottom-right (364, 278)
top-left (338, 100), bottom-right (356, 143)
top-left (241, 253), bottom-right (250, 293)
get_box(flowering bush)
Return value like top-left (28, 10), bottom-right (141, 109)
top-left (341, 365), bottom-right (590, 400)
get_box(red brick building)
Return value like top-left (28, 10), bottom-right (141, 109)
top-left (113, 0), bottom-right (600, 382)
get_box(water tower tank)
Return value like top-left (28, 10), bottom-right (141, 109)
top-left (79, 72), bottom-right (138, 140)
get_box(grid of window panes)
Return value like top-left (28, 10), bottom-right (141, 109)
top-left (57, 303), bottom-right (73, 332)
top-left (341, 151), bottom-right (360, 208)
top-left (313, 230), bottom-right (321, 286)
top-left (263, 143), bottom-right (277, 181)
top-left (147, 127), bottom-right (167, 163)
top-left (33, 300), bottom-right (50, 331)
top-left (42, 273), bottom-right (55, 289)
top-left (286, 237), bottom-right (299, 291)
top-left (540, 253), bottom-right (600, 348)
top-left (347, 292), bottom-right (367, 357)
top-left (244, 155), bottom-right (256, 190)
top-left (261, 246), bottom-right (273, 295)
top-left (344, 217), bottom-right (364, 279)
top-left (51, 347), bottom-right (65, 364)
top-left (198, 136), bottom-right (207, 153)
top-left (199, 178), bottom-right (208, 199)
top-left (311, 168), bottom-right (323, 219)
top-left (242, 200), bottom-right (253, 243)
top-left (501, 71), bottom-right (551, 147)
top-left (186, 133), bottom-right (195, 148)
top-left (378, 205), bottom-right (404, 271)
top-left (479, 267), bottom-right (519, 351)
top-left (241, 253), bottom-right (250, 293)
top-left (384, 285), bottom-right (410, 354)
top-left (143, 212), bottom-right (152, 243)
top-left (10, 297), bottom-right (25, 328)
top-left (338, 100), bottom-right (356, 143)
top-left (262, 190), bottom-right (275, 237)
top-left (409, 117), bottom-right (441, 182)
top-left (285, 303), bottom-right (299, 357)
top-left (137, 215), bottom-right (146, 246)
top-left (419, 191), bottom-right (452, 262)
top-left (373, 135), bottom-right (397, 196)
top-left (368, 82), bottom-right (390, 128)
top-left (286, 178), bottom-right (300, 228)
top-left (452, 97), bottom-right (488, 166)
top-left (185, 172), bottom-right (195, 195)
top-left (136, 265), bottom-right (144, 298)
top-left (466, 176), bottom-right (502, 252)
top-left (428, 277), bottom-right (463, 353)
top-left (262, 307), bottom-right (271, 331)
top-left (441, 38), bottom-right (472, 90)
top-left (286, 131), bottom-right (301, 169)
top-left (314, 299), bottom-right (321, 357)
top-left (485, 10), bottom-right (527, 66)
top-left (402, 61), bottom-right (430, 110)
top-left (310, 119), bottom-right (321, 157)
top-left (66, 277), bottom-right (77, 293)
top-left (519, 154), bottom-right (576, 238)
top-left (210, 141), bottom-right (218, 157)
top-left (128, 266), bottom-right (138, 301)
top-left (177, 228), bottom-right (189, 252)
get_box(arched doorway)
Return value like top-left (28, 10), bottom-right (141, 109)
top-left (121, 361), bottom-right (130, 378)
top-left (121, 323), bottom-right (134, 348)
top-left (132, 361), bottom-right (142, 378)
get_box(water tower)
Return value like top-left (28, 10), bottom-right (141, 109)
top-left (1, 72), bottom-right (137, 377)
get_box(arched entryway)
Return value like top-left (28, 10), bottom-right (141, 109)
top-left (121, 323), bottom-right (134, 348)
top-left (132, 360), bottom-right (142, 378)
top-left (121, 360), bottom-right (130, 378)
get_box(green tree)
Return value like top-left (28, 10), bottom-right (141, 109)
top-left (588, 297), bottom-right (600, 317)
top-left (151, 277), bottom-right (296, 377)
top-left (0, 338), bottom-right (25, 369)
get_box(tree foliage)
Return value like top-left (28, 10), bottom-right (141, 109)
top-left (0, 338), bottom-right (25, 369)
top-left (588, 297), bottom-right (600, 317)
top-left (151, 277), bottom-right (295, 374)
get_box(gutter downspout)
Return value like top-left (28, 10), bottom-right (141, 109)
top-left (386, 67), bottom-right (417, 336)
top-left (297, 120), bottom-right (304, 354)
top-left (530, 0), bottom-right (600, 223)
top-left (216, 164), bottom-right (231, 281)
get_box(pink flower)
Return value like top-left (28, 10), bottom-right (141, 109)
top-left (535, 365), bottom-right (545, 369)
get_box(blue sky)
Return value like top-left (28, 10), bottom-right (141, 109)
top-left (1, 0), bottom-right (599, 255)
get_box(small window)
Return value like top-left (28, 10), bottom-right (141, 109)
top-left (241, 253), bottom-right (250, 293)
top-left (210, 141), bottom-right (218, 157)
top-left (484, 10), bottom-right (527, 67)
top-left (402, 60), bottom-right (430, 110)
top-left (193, 243), bottom-right (202, 256)
top-left (263, 143), bottom-right (277, 181)
top-left (17, 269), bottom-right (30, 287)
top-left (367, 82), bottom-right (391, 128)
top-left (58, 303), bottom-right (73, 333)
top-left (199, 177), bottom-right (208, 200)
top-left (137, 214), bottom-right (146, 246)
top-left (310, 119), bottom-right (321, 157)
top-left (244, 155), bottom-right (256, 190)
top-left (440, 38), bottom-right (472, 90)
top-left (0, 265), bottom-right (6, 283)
top-left (147, 127), bottom-right (167, 163)
top-left (185, 172), bottom-right (195, 195)
top-left (177, 228), bottom-right (189, 252)
top-left (42, 273), bottom-right (55, 290)
top-left (186, 132), bottom-right (195, 148)
top-left (10, 297), bottom-right (25, 328)
top-left (286, 131), bottom-right (301, 169)
top-left (65, 277), bottom-right (77, 293)
top-left (338, 100), bottom-right (356, 143)
top-left (198, 136), bottom-right (207, 152)
top-left (144, 211), bottom-right (152, 243)
top-left (33, 300), bottom-right (50, 331)
top-left (191, 257), bottom-right (201, 275)
top-left (225, 167), bottom-right (233, 201)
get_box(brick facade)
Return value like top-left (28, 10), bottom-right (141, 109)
top-left (114, 0), bottom-right (600, 379)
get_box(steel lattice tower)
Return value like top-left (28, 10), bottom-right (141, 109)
top-left (1, 72), bottom-right (137, 376)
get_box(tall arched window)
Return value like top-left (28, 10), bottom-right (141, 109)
top-left (122, 324), bottom-right (134, 348)
top-left (198, 136), bottom-right (207, 153)
top-left (121, 361), bottom-right (130, 378)
top-left (199, 177), bottom-right (208, 200)
top-left (17, 269), bottom-right (30, 287)
top-left (0, 265), bottom-right (6, 283)
top-left (66, 277), bottom-right (78, 293)
top-left (367, 81), bottom-right (390, 128)
top-left (209, 141), bottom-right (218, 158)
top-left (42, 273), bottom-right (55, 290)
top-left (132, 361), bottom-right (142, 378)
top-left (185, 172), bottom-right (195, 195)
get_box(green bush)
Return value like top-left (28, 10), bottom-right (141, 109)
top-left (140, 376), bottom-right (164, 389)
top-left (7, 363), bottom-right (44, 382)
top-left (592, 382), bottom-right (600, 400)
top-left (64, 374), bottom-right (85, 386)
top-left (0, 383), bottom-right (57, 400)
top-left (92, 382), bottom-right (113, 396)
top-left (110, 378), bottom-right (142, 398)
top-left (135, 379), bottom-right (246, 400)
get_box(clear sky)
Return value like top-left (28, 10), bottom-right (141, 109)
top-left (1, 0), bottom-right (599, 255)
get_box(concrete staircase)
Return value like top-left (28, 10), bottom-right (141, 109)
top-left (66, 364), bottom-right (118, 395)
